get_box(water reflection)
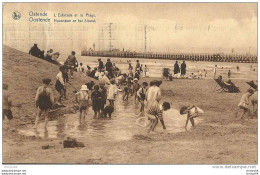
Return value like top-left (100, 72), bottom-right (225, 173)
top-left (18, 92), bottom-right (202, 141)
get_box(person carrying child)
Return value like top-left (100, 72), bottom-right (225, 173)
top-left (75, 85), bottom-right (90, 125)
top-left (180, 105), bottom-right (204, 131)
top-left (137, 82), bottom-right (148, 116)
top-left (33, 78), bottom-right (54, 130)
top-left (146, 101), bottom-right (171, 133)
top-left (238, 89), bottom-right (254, 119)
top-left (3, 84), bottom-right (13, 125)
top-left (91, 85), bottom-right (102, 118)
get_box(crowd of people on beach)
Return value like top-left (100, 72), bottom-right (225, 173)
top-left (2, 45), bottom-right (258, 135)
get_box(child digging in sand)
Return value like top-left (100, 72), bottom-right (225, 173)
top-left (180, 105), bottom-right (204, 131)
top-left (75, 85), bottom-right (90, 125)
top-left (146, 101), bottom-right (171, 133)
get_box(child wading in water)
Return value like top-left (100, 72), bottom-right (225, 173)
top-left (91, 85), bottom-right (102, 118)
top-left (238, 89), bottom-right (254, 119)
top-left (123, 86), bottom-right (130, 101)
top-left (180, 105), bottom-right (204, 131)
top-left (146, 102), bottom-right (170, 133)
top-left (55, 65), bottom-right (66, 104)
top-left (3, 84), bottom-right (13, 125)
top-left (133, 78), bottom-right (141, 104)
top-left (99, 83), bottom-right (107, 116)
top-left (75, 85), bottom-right (90, 125)
top-left (137, 82), bottom-right (148, 116)
top-left (107, 79), bottom-right (118, 106)
top-left (33, 78), bottom-right (54, 130)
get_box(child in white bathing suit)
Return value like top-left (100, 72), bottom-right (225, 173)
top-left (180, 105), bottom-right (204, 131)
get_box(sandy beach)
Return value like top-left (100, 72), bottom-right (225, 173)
top-left (3, 45), bottom-right (257, 164)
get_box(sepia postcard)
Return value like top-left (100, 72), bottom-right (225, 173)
top-left (1, 1), bottom-right (258, 174)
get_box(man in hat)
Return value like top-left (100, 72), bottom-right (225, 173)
top-left (33, 78), bottom-right (54, 130)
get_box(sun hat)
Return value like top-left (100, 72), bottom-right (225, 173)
top-left (80, 85), bottom-right (89, 91)
top-left (134, 78), bottom-right (138, 81)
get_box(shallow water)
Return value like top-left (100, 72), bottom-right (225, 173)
top-left (18, 92), bottom-right (201, 142)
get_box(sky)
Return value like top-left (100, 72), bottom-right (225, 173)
top-left (3, 3), bottom-right (257, 55)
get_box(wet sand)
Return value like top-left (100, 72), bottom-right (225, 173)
top-left (2, 45), bottom-right (257, 164)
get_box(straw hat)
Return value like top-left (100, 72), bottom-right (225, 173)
top-left (80, 85), bottom-right (89, 91)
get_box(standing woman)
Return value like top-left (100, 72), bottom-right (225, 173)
top-left (55, 66), bottom-right (66, 104)
top-left (181, 61), bottom-right (186, 78)
top-left (174, 61), bottom-right (180, 75)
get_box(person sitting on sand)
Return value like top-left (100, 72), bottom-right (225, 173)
top-left (91, 85), bottom-right (102, 118)
top-left (238, 89), bottom-right (254, 120)
top-left (44, 49), bottom-right (53, 62)
top-left (95, 69), bottom-right (101, 80)
top-left (75, 85), bottom-right (90, 125)
top-left (89, 68), bottom-right (97, 78)
top-left (99, 72), bottom-right (110, 86)
top-left (146, 101), bottom-right (170, 133)
top-left (180, 105), bottom-right (204, 131)
top-left (29, 44), bottom-right (41, 57)
top-left (85, 65), bottom-right (91, 76)
top-left (33, 78), bottom-right (54, 130)
top-left (3, 84), bottom-right (13, 125)
top-left (78, 63), bottom-right (85, 73)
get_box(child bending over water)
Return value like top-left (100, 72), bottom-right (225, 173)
top-left (180, 105), bottom-right (204, 131)
top-left (146, 102), bottom-right (171, 133)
